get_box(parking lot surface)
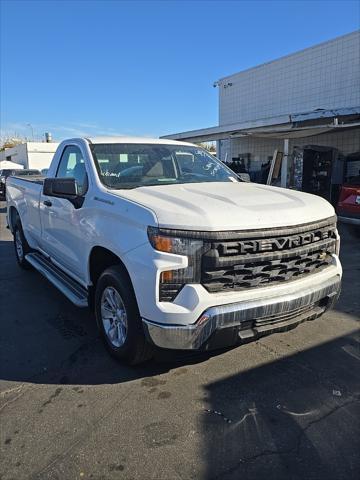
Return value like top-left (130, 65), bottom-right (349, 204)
top-left (0, 200), bottom-right (359, 480)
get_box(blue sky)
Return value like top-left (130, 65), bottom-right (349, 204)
top-left (1, 0), bottom-right (359, 142)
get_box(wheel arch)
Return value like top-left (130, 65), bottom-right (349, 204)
top-left (8, 206), bottom-right (20, 233)
top-left (88, 246), bottom-right (136, 309)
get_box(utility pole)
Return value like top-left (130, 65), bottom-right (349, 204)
top-left (27, 123), bottom-right (34, 141)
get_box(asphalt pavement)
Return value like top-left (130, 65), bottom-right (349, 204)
top-left (0, 200), bottom-right (359, 480)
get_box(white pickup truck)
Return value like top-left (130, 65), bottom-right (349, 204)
top-left (6, 137), bottom-right (342, 364)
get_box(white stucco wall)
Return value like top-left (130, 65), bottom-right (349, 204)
top-left (219, 31), bottom-right (360, 126)
top-left (0, 142), bottom-right (58, 169)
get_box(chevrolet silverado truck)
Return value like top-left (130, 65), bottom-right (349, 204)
top-left (6, 137), bottom-right (342, 364)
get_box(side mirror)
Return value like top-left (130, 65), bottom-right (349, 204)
top-left (43, 177), bottom-right (78, 199)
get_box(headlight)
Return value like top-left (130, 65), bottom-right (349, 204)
top-left (0, 177), bottom-right (5, 184)
top-left (147, 227), bottom-right (204, 302)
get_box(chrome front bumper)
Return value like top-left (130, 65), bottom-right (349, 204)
top-left (142, 276), bottom-right (341, 350)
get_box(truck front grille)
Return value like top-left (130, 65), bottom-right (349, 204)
top-left (201, 217), bottom-right (337, 293)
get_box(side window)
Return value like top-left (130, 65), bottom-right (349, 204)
top-left (56, 146), bottom-right (88, 195)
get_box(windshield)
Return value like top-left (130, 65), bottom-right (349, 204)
top-left (90, 143), bottom-right (239, 189)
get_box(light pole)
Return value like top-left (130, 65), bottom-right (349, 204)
top-left (27, 123), bottom-right (34, 141)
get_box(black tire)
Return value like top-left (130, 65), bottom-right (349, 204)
top-left (13, 219), bottom-right (33, 269)
top-left (95, 265), bottom-right (153, 365)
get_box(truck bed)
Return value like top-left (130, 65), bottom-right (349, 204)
top-left (6, 175), bottom-right (45, 245)
top-left (11, 175), bottom-right (45, 185)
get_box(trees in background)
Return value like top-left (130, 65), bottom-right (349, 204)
top-left (0, 137), bottom-right (26, 152)
top-left (199, 142), bottom-right (216, 154)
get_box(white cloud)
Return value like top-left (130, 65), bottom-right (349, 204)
top-left (1, 121), bottom-right (158, 142)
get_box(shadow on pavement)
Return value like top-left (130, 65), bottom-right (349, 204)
top-left (0, 236), bottom-right (228, 385)
top-left (335, 224), bottom-right (360, 317)
top-left (201, 225), bottom-right (360, 480)
top-left (0, 223), bottom-right (358, 387)
top-left (202, 332), bottom-right (360, 480)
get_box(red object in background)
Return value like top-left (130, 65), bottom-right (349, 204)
top-left (337, 182), bottom-right (360, 225)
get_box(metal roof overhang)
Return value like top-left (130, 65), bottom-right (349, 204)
top-left (161, 107), bottom-right (360, 143)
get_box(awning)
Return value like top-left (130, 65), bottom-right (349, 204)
top-left (231, 122), bottom-right (360, 139)
top-left (161, 106), bottom-right (360, 143)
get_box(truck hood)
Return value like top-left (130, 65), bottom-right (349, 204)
top-left (111, 182), bottom-right (335, 230)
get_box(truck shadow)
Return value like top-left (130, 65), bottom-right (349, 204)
top-left (0, 236), bottom-right (227, 386)
top-left (201, 225), bottom-right (360, 480)
top-left (0, 224), bottom-right (358, 386)
top-left (201, 332), bottom-right (360, 480)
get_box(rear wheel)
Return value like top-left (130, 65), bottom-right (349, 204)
top-left (13, 219), bottom-right (32, 269)
top-left (95, 265), bottom-right (153, 365)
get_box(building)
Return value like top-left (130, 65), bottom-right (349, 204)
top-left (163, 31), bottom-right (360, 202)
top-left (0, 141), bottom-right (59, 171)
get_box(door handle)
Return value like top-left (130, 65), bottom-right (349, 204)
top-left (43, 200), bottom-right (52, 207)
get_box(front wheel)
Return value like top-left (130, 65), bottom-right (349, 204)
top-left (95, 265), bottom-right (153, 365)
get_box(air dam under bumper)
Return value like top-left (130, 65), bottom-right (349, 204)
top-left (142, 276), bottom-right (341, 350)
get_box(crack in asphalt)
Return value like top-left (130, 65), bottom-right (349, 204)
top-left (211, 395), bottom-right (360, 480)
top-left (0, 384), bottom-right (25, 397)
top-left (0, 384), bottom-right (33, 413)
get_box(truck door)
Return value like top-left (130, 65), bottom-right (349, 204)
top-left (40, 145), bottom-right (89, 281)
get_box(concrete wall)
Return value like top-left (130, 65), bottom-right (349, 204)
top-left (219, 31), bottom-right (360, 126)
top-left (0, 143), bottom-right (27, 166)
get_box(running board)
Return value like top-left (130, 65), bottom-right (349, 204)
top-left (25, 253), bottom-right (88, 307)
